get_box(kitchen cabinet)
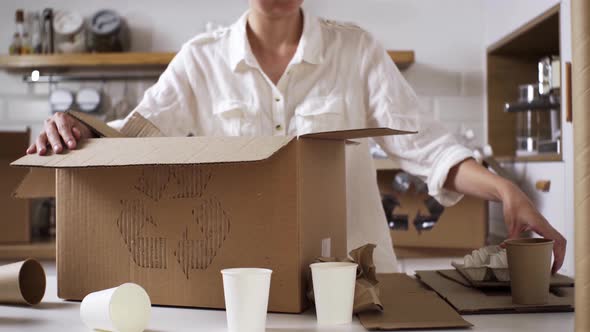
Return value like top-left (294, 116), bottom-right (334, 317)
top-left (485, 1), bottom-right (575, 275)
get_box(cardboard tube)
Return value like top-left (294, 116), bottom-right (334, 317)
top-left (0, 259), bottom-right (46, 305)
top-left (572, 0), bottom-right (590, 330)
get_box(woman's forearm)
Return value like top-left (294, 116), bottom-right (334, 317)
top-left (443, 158), bottom-right (514, 202)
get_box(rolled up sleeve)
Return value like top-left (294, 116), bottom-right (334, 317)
top-left (360, 32), bottom-right (473, 206)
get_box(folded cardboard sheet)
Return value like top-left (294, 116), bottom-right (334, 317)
top-left (357, 273), bottom-right (471, 330)
top-left (416, 270), bottom-right (574, 314)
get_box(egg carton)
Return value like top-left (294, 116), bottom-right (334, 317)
top-left (451, 262), bottom-right (510, 282)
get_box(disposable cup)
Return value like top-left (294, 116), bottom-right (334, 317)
top-left (80, 283), bottom-right (151, 332)
top-left (310, 262), bottom-right (358, 325)
top-left (0, 259), bottom-right (46, 305)
top-left (221, 268), bottom-right (272, 332)
top-left (506, 238), bottom-right (554, 305)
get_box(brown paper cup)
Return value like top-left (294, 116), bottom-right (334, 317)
top-left (506, 239), bottom-right (553, 305)
top-left (0, 259), bottom-right (46, 305)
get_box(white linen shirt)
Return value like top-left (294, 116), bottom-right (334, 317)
top-left (110, 10), bottom-right (473, 273)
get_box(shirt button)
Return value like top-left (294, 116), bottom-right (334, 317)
top-left (275, 97), bottom-right (281, 102)
top-left (275, 124), bottom-right (282, 130)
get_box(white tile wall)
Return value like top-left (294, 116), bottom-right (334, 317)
top-left (5, 98), bottom-right (51, 122)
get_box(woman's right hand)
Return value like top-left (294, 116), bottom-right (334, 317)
top-left (26, 112), bottom-right (94, 155)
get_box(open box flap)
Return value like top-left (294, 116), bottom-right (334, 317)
top-left (11, 136), bottom-right (294, 168)
top-left (67, 110), bottom-right (125, 138)
top-left (12, 168), bottom-right (55, 198)
top-left (299, 127), bottom-right (416, 141)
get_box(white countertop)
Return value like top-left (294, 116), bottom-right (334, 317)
top-left (0, 275), bottom-right (573, 332)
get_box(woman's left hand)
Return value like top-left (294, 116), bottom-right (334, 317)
top-left (499, 181), bottom-right (566, 274)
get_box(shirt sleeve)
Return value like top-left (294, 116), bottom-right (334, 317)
top-left (360, 32), bottom-right (473, 206)
top-left (109, 44), bottom-right (198, 137)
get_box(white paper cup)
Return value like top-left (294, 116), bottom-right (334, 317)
top-left (310, 262), bottom-right (358, 325)
top-left (221, 268), bottom-right (272, 332)
top-left (80, 283), bottom-right (151, 332)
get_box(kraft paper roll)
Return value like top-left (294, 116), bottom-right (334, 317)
top-left (572, 0), bottom-right (590, 330)
top-left (0, 259), bottom-right (46, 305)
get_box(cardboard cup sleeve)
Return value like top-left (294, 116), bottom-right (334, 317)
top-left (80, 283), bottom-right (151, 332)
top-left (0, 259), bottom-right (46, 305)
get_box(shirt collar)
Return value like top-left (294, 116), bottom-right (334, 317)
top-left (228, 9), bottom-right (324, 72)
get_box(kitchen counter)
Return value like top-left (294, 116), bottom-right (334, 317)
top-left (0, 275), bottom-right (573, 332)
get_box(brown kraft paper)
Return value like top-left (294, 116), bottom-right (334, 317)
top-left (307, 244), bottom-right (383, 313)
top-left (572, 0), bottom-right (590, 330)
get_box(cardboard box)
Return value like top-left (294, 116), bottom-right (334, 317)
top-left (12, 127), bottom-right (409, 313)
top-left (377, 170), bottom-right (487, 252)
top-left (0, 130), bottom-right (30, 243)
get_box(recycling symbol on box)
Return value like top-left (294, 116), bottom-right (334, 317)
top-left (115, 167), bottom-right (231, 279)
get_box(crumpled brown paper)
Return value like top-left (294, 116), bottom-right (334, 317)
top-left (307, 244), bottom-right (383, 314)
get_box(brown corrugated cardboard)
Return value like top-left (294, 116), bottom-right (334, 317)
top-left (416, 270), bottom-right (574, 314)
top-left (0, 130), bottom-right (31, 243)
top-left (357, 273), bottom-right (472, 330)
top-left (12, 136), bottom-right (294, 168)
top-left (13, 168), bottom-right (55, 199)
top-left (12, 111), bottom-right (157, 201)
top-left (118, 112), bottom-right (164, 138)
top-left (11, 126), bottom-right (409, 313)
top-left (572, 0), bottom-right (590, 330)
top-left (67, 110), bottom-right (124, 138)
top-left (378, 171), bottom-right (487, 250)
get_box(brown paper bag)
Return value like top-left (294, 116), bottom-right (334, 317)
top-left (307, 244), bottom-right (383, 314)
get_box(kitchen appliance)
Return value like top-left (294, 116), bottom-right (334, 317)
top-left (505, 56), bottom-right (561, 156)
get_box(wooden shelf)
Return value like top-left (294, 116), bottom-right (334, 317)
top-left (0, 50), bottom-right (415, 72)
top-left (486, 4), bottom-right (561, 159)
top-left (0, 241), bottom-right (55, 260)
top-left (495, 153), bottom-right (562, 163)
top-left (388, 50), bottom-right (415, 70)
top-left (0, 52), bottom-right (175, 71)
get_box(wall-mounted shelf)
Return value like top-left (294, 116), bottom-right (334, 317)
top-left (388, 50), bottom-right (415, 70)
top-left (0, 52), bottom-right (175, 71)
top-left (486, 4), bottom-right (561, 161)
top-left (0, 50), bottom-right (415, 72)
top-left (0, 241), bottom-right (55, 260)
top-left (495, 154), bottom-right (562, 163)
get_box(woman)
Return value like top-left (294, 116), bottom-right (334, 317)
top-left (27, 0), bottom-right (566, 273)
